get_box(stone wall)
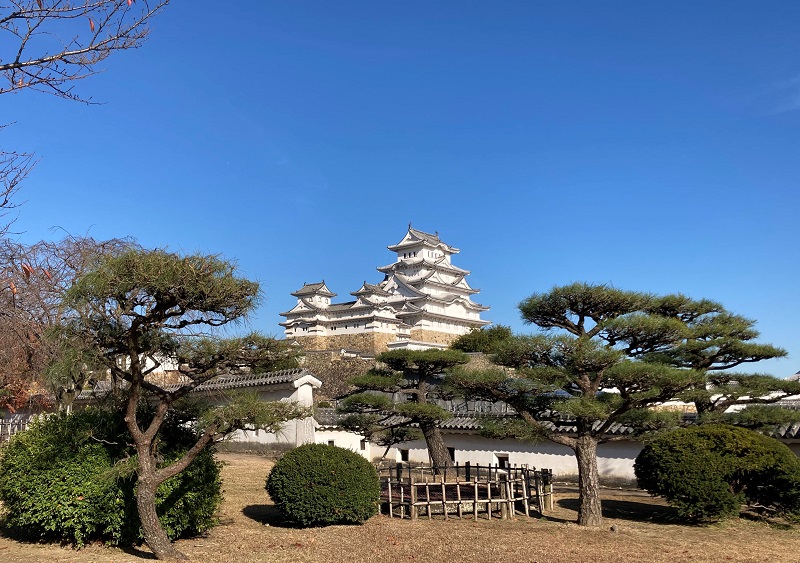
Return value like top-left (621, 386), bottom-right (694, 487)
top-left (294, 329), bottom-right (459, 354)
top-left (409, 329), bottom-right (459, 347)
top-left (293, 332), bottom-right (397, 355)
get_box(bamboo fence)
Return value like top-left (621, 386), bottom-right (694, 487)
top-left (377, 461), bottom-right (553, 521)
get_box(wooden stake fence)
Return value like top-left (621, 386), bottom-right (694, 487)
top-left (0, 417), bottom-right (33, 443)
top-left (377, 461), bottom-right (553, 521)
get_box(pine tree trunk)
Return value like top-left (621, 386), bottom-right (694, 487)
top-left (420, 421), bottom-right (451, 473)
top-left (135, 448), bottom-right (187, 559)
top-left (574, 435), bottom-right (603, 527)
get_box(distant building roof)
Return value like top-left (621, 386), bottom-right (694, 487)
top-left (291, 282), bottom-right (336, 298)
top-left (77, 368), bottom-right (318, 402)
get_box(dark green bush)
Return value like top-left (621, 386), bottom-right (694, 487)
top-left (0, 406), bottom-right (222, 546)
top-left (266, 443), bottom-right (379, 527)
top-left (635, 424), bottom-right (800, 522)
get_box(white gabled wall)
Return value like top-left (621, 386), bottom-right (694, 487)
top-left (314, 428), bottom-right (374, 459)
top-left (228, 377), bottom-right (320, 447)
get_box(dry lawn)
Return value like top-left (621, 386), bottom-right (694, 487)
top-left (1, 452), bottom-right (799, 562)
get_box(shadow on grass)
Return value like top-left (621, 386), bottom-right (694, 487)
top-left (555, 498), bottom-right (682, 525)
top-left (242, 504), bottom-right (299, 528)
top-left (0, 522), bottom-right (158, 559)
top-left (118, 546), bottom-right (158, 560)
top-left (739, 511), bottom-right (796, 530)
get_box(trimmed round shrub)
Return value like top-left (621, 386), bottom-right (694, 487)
top-left (0, 406), bottom-right (222, 546)
top-left (266, 443), bottom-right (379, 527)
top-left (635, 424), bottom-right (800, 522)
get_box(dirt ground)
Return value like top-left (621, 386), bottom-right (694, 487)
top-left (1, 452), bottom-right (799, 562)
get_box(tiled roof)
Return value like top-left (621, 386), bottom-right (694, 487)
top-left (170, 368), bottom-right (313, 392)
top-left (765, 423), bottom-right (800, 440)
top-left (317, 407), bottom-right (800, 440)
top-left (409, 227), bottom-right (441, 245)
top-left (351, 282), bottom-right (392, 297)
top-left (292, 282), bottom-right (336, 297)
top-left (387, 226), bottom-right (459, 254)
top-left (77, 368), bottom-right (315, 401)
top-left (313, 409), bottom-right (635, 435)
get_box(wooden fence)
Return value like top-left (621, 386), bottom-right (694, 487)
top-left (0, 416), bottom-right (34, 443)
top-left (376, 461), bottom-right (553, 521)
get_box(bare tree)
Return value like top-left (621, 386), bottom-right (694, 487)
top-left (0, 133), bottom-right (34, 237)
top-left (1, 0), bottom-right (169, 101)
top-left (0, 0), bottom-right (169, 222)
top-left (0, 234), bottom-right (134, 411)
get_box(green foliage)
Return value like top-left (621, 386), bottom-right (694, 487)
top-left (518, 282), bottom-right (651, 333)
top-left (478, 416), bottom-right (549, 442)
top-left (66, 249), bottom-right (259, 326)
top-left (722, 405), bottom-right (800, 429)
top-left (199, 391), bottom-right (309, 436)
top-left (339, 349), bottom-right (470, 455)
top-left (0, 407), bottom-right (222, 546)
top-left (635, 425), bottom-right (800, 522)
top-left (377, 348), bottom-right (469, 374)
top-left (450, 325), bottom-right (513, 353)
top-left (394, 401), bottom-right (451, 423)
top-left (347, 372), bottom-right (402, 391)
top-left (266, 444), bottom-right (380, 527)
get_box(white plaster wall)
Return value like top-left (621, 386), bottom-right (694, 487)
top-left (377, 432), bottom-right (644, 480)
top-left (314, 429), bottom-right (372, 459)
top-left (226, 382), bottom-right (317, 447)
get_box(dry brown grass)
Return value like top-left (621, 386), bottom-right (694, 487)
top-left (2, 452), bottom-right (800, 562)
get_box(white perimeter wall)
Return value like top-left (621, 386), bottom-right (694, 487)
top-left (362, 432), bottom-right (644, 481)
top-left (314, 428), bottom-right (374, 459)
top-left (229, 380), bottom-right (317, 447)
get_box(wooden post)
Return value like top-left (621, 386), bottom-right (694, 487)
top-left (410, 482), bottom-right (418, 520)
top-left (387, 475), bottom-right (393, 518)
top-left (456, 475), bottom-right (463, 519)
top-left (465, 461), bottom-right (471, 481)
top-left (441, 478), bottom-right (448, 520)
top-left (473, 478), bottom-right (479, 521)
top-left (425, 482), bottom-right (432, 520)
top-left (500, 476), bottom-right (508, 520)
top-left (536, 471), bottom-right (545, 514)
top-left (521, 470), bottom-right (530, 517)
top-left (487, 480), bottom-right (493, 521)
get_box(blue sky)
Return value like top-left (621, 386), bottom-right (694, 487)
top-left (6, 2), bottom-right (800, 376)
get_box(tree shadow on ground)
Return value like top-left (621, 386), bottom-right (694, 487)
top-left (0, 525), bottom-right (158, 559)
top-left (555, 498), bottom-right (682, 525)
top-left (119, 545), bottom-right (157, 559)
top-left (739, 511), bottom-right (796, 531)
top-left (242, 504), bottom-right (298, 528)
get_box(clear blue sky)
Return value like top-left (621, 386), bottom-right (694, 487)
top-left (6, 2), bottom-right (799, 376)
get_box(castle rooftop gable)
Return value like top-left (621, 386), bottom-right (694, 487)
top-left (387, 224), bottom-right (459, 254)
top-left (291, 281), bottom-right (336, 298)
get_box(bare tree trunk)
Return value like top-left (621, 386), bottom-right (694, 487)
top-left (575, 435), bottom-right (602, 527)
top-left (135, 446), bottom-right (187, 560)
top-left (420, 421), bottom-right (451, 473)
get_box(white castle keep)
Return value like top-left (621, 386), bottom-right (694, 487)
top-left (280, 225), bottom-right (490, 354)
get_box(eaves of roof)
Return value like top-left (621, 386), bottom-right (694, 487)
top-left (77, 368), bottom-right (318, 401)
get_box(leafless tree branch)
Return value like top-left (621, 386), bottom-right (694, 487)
top-left (0, 0), bottom-right (169, 102)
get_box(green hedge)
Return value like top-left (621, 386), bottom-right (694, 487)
top-left (635, 424), bottom-right (800, 521)
top-left (0, 407), bottom-right (221, 546)
top-left (266, 443), bottom-right (379, 527)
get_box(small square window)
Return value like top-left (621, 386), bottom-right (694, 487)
top-left (495, 453), bottom-right (509, 469)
